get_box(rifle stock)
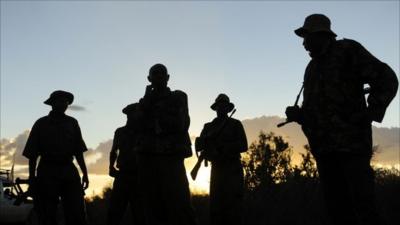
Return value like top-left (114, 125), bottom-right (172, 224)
top-left (190, 155), bottom-right (204, 180)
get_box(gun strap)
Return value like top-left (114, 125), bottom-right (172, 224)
top-left (294, 83), bottom-right (304, 106)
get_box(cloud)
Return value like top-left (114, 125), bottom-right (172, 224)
top-left (68, 104), bottom-right (86, 111)
top-left (0, 130), bottom-right (30, 168)
top-left (85, 140), bottom-right (113, 175)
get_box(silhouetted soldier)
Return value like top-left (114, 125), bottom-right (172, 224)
top-left (136, 64), bottom-right (197, 225)
top-left (23, 90), bottom-right (89, 225)
top-left (195, 94), bottom-right (247, 225)
top-left (107, 103), bottom-right (145, 225)
top-left (285, 14), bottom-right (398, 225)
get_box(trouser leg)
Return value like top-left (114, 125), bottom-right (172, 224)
top-left (316, 155), bottom-right (357, 225)
top-left (61, 173), bottom-right (87, 225)
top-left (36, 178), bottom-right (59, 225)
top-left (107, 177), bottom-right (129, 225)
top-left (346, 156), bottom-right (383, 225)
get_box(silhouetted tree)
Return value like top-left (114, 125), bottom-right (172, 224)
top-left (242, 131), bottom-right (293, 191)
top-left (298, 145), bottom-right (318, 179)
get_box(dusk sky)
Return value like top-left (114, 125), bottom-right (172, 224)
top-left (1, 1), bottom-right (399, 149)
top-left (1, 0), bottom-right (399, 196)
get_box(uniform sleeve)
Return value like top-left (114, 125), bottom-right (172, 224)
top-left (110, 129), bottom-right (120, 155)
top-left (349, 40), bottom-right (399, 122)
top-left (74, 120), bottom-right (88, 154)
top-left (195, 123), bottom-right (210, 152)
top-left (199, 123), bottom-right (209, 138)
top-left (22, 121), bottom-right (41, 159)
top-left (109, 129), bottom-right (120, 165)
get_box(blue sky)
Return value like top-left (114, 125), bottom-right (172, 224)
top-left (1, 1), bottom-right (399, 148)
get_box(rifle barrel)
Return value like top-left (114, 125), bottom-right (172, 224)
top-left (277, 120), bottom-right (291, 128)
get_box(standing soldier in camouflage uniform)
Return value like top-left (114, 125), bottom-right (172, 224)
top-left (285, 14), bottom-right (398, 225)
top-left (195, 94), bottom-right (247, 225)
top-left (136, 64), bottom-right (197, 225)
top-left (107, 103), bottom-right (145, 225)
top-left (23, 90), bottom-right (89, 225)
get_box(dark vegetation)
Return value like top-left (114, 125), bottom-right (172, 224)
top-left (85, 132), bottom-right (400, 225)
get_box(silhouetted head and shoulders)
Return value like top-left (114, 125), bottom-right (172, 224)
top-left (137, 64), bottom-right (192, 157)
top-left (204, 93), bottom-right (241, 129)
top-left (23, 90), bottom-right (87, 160)
top-left (115, 103), bottom-right (143, 134)
top-left (141, 64), bottom-right (188, 104)
top-left (34, 90), bottom-right (78, 125)
top-left (295, 14), bottom-right (378, 62)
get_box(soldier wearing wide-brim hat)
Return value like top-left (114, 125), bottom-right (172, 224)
top-left (196, 93), bottom-right (247, 225)
top-left (43, 90), bottom-right (74, 106)
top-left (294, 14), bottom-right (337, 38)
top-left (210, 94), bottom-right (235, 112)
top-left (107, 103), bottom-right (145, 225)
top-left (285, 14), bottom-right (398, 225)
top-left (23, 90), bottom-right (89, 225)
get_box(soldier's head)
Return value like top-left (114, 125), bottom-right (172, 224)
top-left (123, 103), bottom-right (143, 127)
top-left (148, 64), bottom-right (169, 90)
top-left (295, 14), bottom-right (336, 57)
top-left (44, 90), bottom-right (74, 114)
top-left (211, 94), bottom-right (235, 117)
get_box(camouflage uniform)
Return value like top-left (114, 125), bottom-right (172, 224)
top-left (301, 39), bottom-right (398, 156)
top-left (136, 87), bottom-right (196, 225)
top-left (298, 38), bottom-right (398, 225)
top-left (107, 126), bottom-right (145, 225)
top-left (23, 111), bottom-right (88, 225)
top-left (198, 117), bottom-right (247, 225)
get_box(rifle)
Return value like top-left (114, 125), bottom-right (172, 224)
top-left (277, 84), bottom-right (304, 128)
top-left (277, 85), bottom-right (371, 128)
top-left (13, 178), bottom-right (32, 206)
top-left (190, 109), bottom-right (236, 180)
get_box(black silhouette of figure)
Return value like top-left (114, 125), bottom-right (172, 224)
top-left (23, 90), bottom-right (89, 225)
top-left (195, 94), bottom-right (247, 225)
top-left (107, 103), bottom-right (145, 225)
top-left (285, 14), bottom-right (398, 225)
top-left (136, 64), bottom-right (197, 225)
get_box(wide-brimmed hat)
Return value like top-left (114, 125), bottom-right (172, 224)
top-left (122, 103), bottom-right (139, 115)
top-left (210, 94), bottom-right (235, 112)
top-left (44, 90), bottom-right (74, 106)
top-left (295, 14), bottom-right (337, 37)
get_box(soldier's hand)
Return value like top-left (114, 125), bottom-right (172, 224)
top-left (27, 177), bottom-right (37, 197)
top-left (285, 105), bottom-right (303, 123)
top-left (82, 174), bottom-right (89, 190)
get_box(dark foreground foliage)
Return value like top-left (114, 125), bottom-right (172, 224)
top-left (85, 132), bottom-right (400, 225)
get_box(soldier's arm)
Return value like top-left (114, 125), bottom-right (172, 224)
top-left (73, 120), bottom-right (89, 189)
top-left (349, 40), bottom-right (399, 122)
top-left (23, 120), bottom-right (41, 181)
top-left (76, 153), bottom-right (89, 190)
top-left (28, 157), bottom-right (38, 182)
top-left (195, 123), bottom-right (210, 152)
top-left (74, 119), bottom-right (88, 153)
top-left (109, 130), bottom-right (119, 170)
